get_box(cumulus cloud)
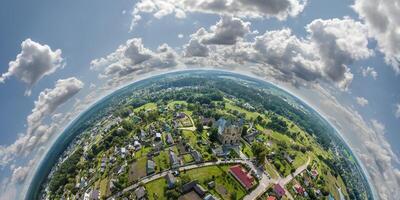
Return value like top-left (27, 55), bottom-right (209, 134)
top-left (361, 66), bottom-right (378, 80)
top-left (353, 0), bottom-right (400, 73)
top-left (184, 37), bottom-right (210, 57)
top-left (91, 38), bottom-right (180, 84)
top-left (306, 18), bottom-right (372, 90)
top-left (0, 77), bottom-right (83, 166)
top-left (0, 39), bottom-right (64, 95)
top-left (356, 96), bottom-right (369, 106)
top-left (130, 0), bottom-right (306, 28)
top-left (199, 16), bottom-right (251, 45)
top-left (302, 85), bottom-right (400, 200)
top-left (182, 17), bottom-right (372, 90)
top-left (279, 84), bottom-right (400, 200)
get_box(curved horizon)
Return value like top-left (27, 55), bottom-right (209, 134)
top-left (26, 69), bottom-right (375, 200)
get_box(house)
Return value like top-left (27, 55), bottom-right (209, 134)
top-left (135, 186), bottom-right (147, 200)
top-left (176, 112), bottom-right (185, 119)
top-left (214, 118), bottom-right (242, 146)
top-left (100, 157), bottom-right (107, 172)
top-left (147, 160), bottom-right (156, 175)
top-left (166, 133), bottom-right (174, 144)
top-left (266, 196), bottom-right (276, 200)
top-left (134, 140), bottom-right (142, 151)
top-left (155, 132), bottom-right (162, 141)
top-left (139, 129), bottom-right (147, 140)
top-left (201, 117), bottom-right (215, 126)
top-left (284, 153), bottom-right (293, 163)
top-left (311, 169), bottom-right (319, 179)
top-left (182, 181), bottom-right (207, 197)
top-left (273, 184), bottom-right (286, 197)
top-left (211, 146), bottom-right (228, 157)
top-left (120, 147), bottom-right (127, 158)
top-left (165, 172), bottom-right (177, 189)
top-left (293, 184), bottom-right (305, 195)
top-left (207, 181), bottom-right (215, 189)
top-left (191, 150), bottom-right (203, 163)
top-left (169, 150), bottom-right (180, 169)
top-left (203, 194), bottom-right (218, 200)
top-left (229, 165), bottom-right (255, 190)
top-left (193, 184), bottom-right (207, 197)
top-left (84, 189), bottom-right (100, 200)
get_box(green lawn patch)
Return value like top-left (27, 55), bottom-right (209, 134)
top-left (145, 178), bottom-right (168, 200)
top-left (184, 165), bottom-right (247, 200)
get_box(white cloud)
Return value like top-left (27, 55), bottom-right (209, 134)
top-left (353, 0), bottom-right (400, 73)
top-left (130, 0), bottom-right (306, 28)
top-left (300, 85), bottom-right (400, 200)
top-left (182, 17), bottom-right (372, 91)
top-left (306, 18), bottom-right (372, 90)
top-left (199, 16), bottom-right (251, 45)
top-left (395, 104), bottom-right (400, 118)
top-left (361, 66), bottom-right (378, 80)
top-left (0, 77), bottom-right (83, 166)
top-left (91, 38), bottom-right (180, 85)
top-left (356, 96), bottom-right (369, 106)
top-left (0, 39), bottom-right (64, 95)
top-left (178, 34), bottom-right (184, 38)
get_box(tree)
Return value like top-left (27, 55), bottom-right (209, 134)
top-left (251, 142), bottom-right (268, 164)
top-left (165, 189), bottom-right (180, 200)
top-left (209, 127), bottom-right (219, 142)
top-left (241, 125), bottom-right (248, 136)
top-left (195, 120), bottom-right (203, 133)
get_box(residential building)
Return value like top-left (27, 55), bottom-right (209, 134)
top-left (135, 186), bottom-right (147, 200)
top-left (203, 194), bottom-right (218, 200)
top-left (191, 150), bottom-right (203, 163)
top-left (273, 184), bottom-right (286, 197)
top-left (166, 133), bottom-right (174, 144)
top-left (229, 165), bottom-right (255, 190)
top-left (165, 172), bottom-right (176, 189)
top-left (169, 150), bottom-right (180, 169)
top-left (147, 160), bottom-right (156, 175)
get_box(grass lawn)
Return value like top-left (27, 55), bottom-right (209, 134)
top-left (264, 162), bottom-right (280, 179)
top-left (153, 150), bottom-right (169, 172)
top-left (184, 165), bottom-right (247, 200)
top-left (128, 157), bottom-right (147, 183)
top-left (135, 146), bottom-right (152, 158)
top-left (99, 178), bottom-right (109, 198)
top-left (145, 178), bottom-right (168, 200)
top-left (183, 154), bottom-right (194, 163)
top-left (224, 101), bottom-right (259, 120)
top-left (167, 101), bottom-right (187, 109)
top-left (134, 103), bottom-right (157, 112)
top-left (241, 141), bottom-right (254, 158)
top-left (182, 130), bottom-right (197, 147)
top-left (291, 151), bottom-right (308, 169)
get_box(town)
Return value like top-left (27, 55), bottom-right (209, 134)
top-left (41, 78), bottom-right (351, 200)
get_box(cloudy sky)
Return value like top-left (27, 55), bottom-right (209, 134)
top-left (0, 0), bottom-right (399, 199)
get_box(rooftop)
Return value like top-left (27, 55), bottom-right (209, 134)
top-left (229, 165), bottom-right (254, 190)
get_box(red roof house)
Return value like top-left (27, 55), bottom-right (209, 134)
top-left (294, 184), bottom-right (305, 195)
top-left (267, 196), bottom-right (276, 200)
top-left (273, 184), bottom-right (286, 197)
top-left (229, 165), bottom-right (254, 190)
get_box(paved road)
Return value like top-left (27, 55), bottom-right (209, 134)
top-left (279, 157), bottom-right (311, 186)
top-left (239, 150), bottom-right (274, 200)
top-left (277, 157), bottom-right (311, 200)
top-left (108, 159), bottom-right (249, 200)
top-left (244, 156), bottom-right (310, 200)
top-left (109, 151), bottom-right (310, 200)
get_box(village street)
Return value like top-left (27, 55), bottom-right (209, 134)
top-left (108, 159), bottom-right (252, 200)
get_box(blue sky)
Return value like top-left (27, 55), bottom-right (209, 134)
top-left (0, 0), bottom-right (399, 199)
